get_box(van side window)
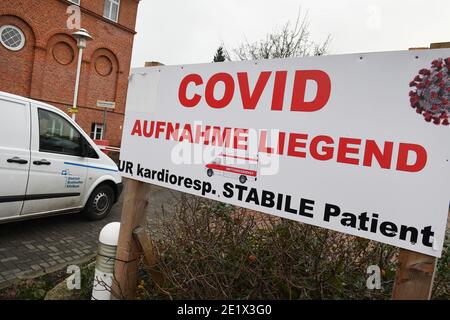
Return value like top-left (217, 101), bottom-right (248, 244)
top-left (0, 98), bottom-right (29, 149)
top-left (38, 109), bottom-right (82, 156)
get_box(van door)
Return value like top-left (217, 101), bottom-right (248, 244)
top-left (21, 105), bottom-right (88, 215)
top-left (0, 96), bottom-right (31, 218)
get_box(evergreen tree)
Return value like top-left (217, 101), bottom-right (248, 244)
top-left (213, 46), bottom-right (227, 62)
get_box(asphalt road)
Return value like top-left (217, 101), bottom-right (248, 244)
top-left (0, 184), bottom-right (180, 289)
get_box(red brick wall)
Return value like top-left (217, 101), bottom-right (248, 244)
top-left (82, 0), bottom-right (139, 31)
top-left (0, 15), bottom-right (36, 96)
top-left (0, 0), bottom-right (140, 147)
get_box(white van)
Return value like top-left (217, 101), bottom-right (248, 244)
top-left (0, 91), bottom-right (122, 222)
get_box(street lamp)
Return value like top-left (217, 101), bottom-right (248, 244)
top-left (70, 28), bottom-right (93, 121)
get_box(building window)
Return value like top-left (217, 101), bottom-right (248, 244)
top-left (0, 25), bottom-right (25, 51)
top-left (103, 0), bottom-right (120, 22)
top-left (68, 0), bottom-right (80, 5)
top-left (91, 123), bottom-right (104, 140)
top-left (49, 117), bottom-right (64, 137)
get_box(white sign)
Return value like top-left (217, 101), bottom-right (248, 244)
top-left (120, 49), bottom-right (450, 257)
top-left (96, 100), bottom-right (116, 109)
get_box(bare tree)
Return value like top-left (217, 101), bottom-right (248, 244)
top-left (232, 9), bottom-right (331, 61)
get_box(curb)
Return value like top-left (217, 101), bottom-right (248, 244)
top-left (0, 254), bottom-right (96, 291)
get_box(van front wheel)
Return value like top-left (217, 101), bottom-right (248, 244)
top-left (83, 184), bottom-right (115, 220)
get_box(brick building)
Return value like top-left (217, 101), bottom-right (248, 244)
top-left (0, 0), bottom-right (140, 147)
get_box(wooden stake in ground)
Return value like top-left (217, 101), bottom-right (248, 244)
top-left (113, 61), bottom-right (164, 300)
top-left (112, 178), bottom-right (152, 299)
top-left (392, 249), bottom-right (437, 300)
top-left (133, 226), bottom-right (164, 286)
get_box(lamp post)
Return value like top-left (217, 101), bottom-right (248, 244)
top-left (70, 28), bottom-right (93, 122)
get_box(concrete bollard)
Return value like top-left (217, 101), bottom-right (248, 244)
top-left (91, 222), bottom-right (121, 300)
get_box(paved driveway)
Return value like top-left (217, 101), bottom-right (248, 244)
top-left (0, 183), bottom-right (180, 289)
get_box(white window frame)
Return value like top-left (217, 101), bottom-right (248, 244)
top-left (0, 25), bottom-right (26, 51)
top-left (68, 0), bottom-right (80, 5)
top-left (50, 118), bottom-right (64, 136)
top-left (103, 0), bottom-right (120, 22)
top-left (92, 123), bottom-right (104, 140)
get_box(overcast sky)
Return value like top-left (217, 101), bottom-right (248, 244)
top-left (130, 0), bottom-right (450, 67)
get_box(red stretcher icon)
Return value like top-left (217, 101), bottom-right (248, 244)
top-left (205, 153), bottom-right (258, 184)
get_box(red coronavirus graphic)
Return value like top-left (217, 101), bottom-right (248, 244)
top-left (409, 57), bottom-right (450, 125)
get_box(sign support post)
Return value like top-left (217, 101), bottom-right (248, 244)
top-left (113, 62), bottom-right (164, 299)
top-left (103, 108), bottom-right (107, 138)
top-left (392, 249), bottom-right (437, 299)
top-left (112, 178), bottom-right (152, 299)
top-left (96, 100), bottom-right (115, 140)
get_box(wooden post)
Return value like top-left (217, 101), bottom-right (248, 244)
top-left (112, 61), bottom-right (165, 300)
top-left (145, 61), bottom-right (165, 67)
top-left (430, 41), bottom-right (450, 49)
top-left (133, 226), bottom-right (165, 286)
top-left (392, 250), bottom-right (437, 300)
top-left (112, 178), bottom-right (152, 299)
top-left (393, 208), bottom-right (450, 299)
